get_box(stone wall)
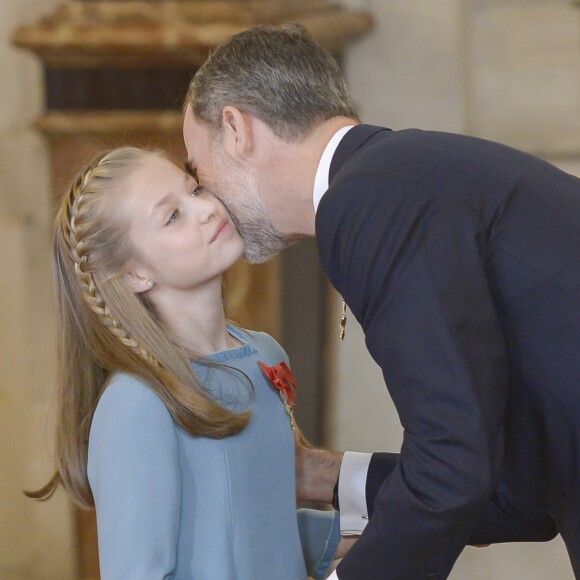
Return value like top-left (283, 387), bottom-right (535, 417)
top-left (0, 1), bottom-right (76, 578)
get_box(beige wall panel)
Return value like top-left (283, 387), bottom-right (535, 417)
top-left (0, 219), bottom-right (75, 579)
top-left (468, 2), bottom-right (580, 154)
top-left (343, 0), bottom-right (466, 132)
top-left (1, 1), bottom-right (76, 578)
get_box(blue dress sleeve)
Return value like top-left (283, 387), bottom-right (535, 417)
top-left (87, 374), bottom-right (182, 580)
top-left (297, 508), bottom-right (340, 580)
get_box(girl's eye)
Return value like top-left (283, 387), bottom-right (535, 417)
top-left (166, 209), bottom-right (179, 225)
top-left (192, 185), bottom-right (203, 197)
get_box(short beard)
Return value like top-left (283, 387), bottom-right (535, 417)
top-left (212, 149), bottom-right (291, 264)
top-left (227, 202), bottom-right (291, 264)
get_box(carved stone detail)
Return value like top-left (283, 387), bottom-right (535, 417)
top-left (13, 0), bottom-right (373, 67)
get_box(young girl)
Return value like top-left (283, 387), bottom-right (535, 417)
top-left (29, 147), bottom-right (344, 579)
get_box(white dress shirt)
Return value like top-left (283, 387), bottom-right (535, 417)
top-left (313, 125), bottom-right (374, 579)
top-left (312, 125), bottom-right (355, 211)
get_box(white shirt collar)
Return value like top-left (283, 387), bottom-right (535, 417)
top-left (313, 125), bottom-right (356, 213)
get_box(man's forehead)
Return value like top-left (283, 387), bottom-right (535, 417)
top-left (183, 160), bottom-right (198, 181)
top-left (184, 114), bottom-right (211, 150)
top-left (183, 105), bottom-right (216, 180)
top-left (182, 113), bottom-right (199, 170)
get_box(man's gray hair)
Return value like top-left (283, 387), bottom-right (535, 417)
top-left (187, 24), bottom-right (359, 141)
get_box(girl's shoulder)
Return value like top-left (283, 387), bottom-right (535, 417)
top-left (89, 372), bottom-right (176, 456)
top-left (95, 371), bottom-right (168, 417)
top-left (230, 325), bottom-right (289, 363)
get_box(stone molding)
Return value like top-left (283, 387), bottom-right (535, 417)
top-left (34, 110), bottom-right (182, 136)
top-left (13, 0), bottom-right (373, 67)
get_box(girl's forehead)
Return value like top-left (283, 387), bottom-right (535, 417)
top-left (136, 155), bottom-right (182, 182)
top-left (125, 156), bottom-right (177, 189)
top-left (120, 156), bottom-right (187, 223)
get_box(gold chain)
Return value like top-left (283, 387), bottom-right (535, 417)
top-left (339, 300), bottom-right (347, 340)
top-left (279, 391), bottom-right (296, 431)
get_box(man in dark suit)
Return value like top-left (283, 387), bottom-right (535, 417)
top-left (182, 24), bottom-right (580, 579)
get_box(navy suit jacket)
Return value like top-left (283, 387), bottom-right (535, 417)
top-left (315, 125), bottom-right (580, 579)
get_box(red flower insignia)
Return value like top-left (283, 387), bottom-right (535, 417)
top-left (258, 360), bottom-right (298, 430)
top-left (258, 361), bottom-right (297, 405)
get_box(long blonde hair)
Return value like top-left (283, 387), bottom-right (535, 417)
top-left (28, 147), bottom-right (250, 508)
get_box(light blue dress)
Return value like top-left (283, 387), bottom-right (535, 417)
top-left (88, 326), bottom-right (339, 579)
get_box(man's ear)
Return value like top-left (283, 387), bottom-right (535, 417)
top-left (221, 106), bottom-right (254, 162)
top-left (124, 267), bottom-right (153, 294)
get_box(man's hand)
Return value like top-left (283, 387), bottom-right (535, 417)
top-left (294, 427), bottom-right (343, 503)
top-left (336, 535), bottom-right (358, 559)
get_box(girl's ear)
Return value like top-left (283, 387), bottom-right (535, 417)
top-left (221, 106), bottom-right (254, 162)
top-left (124, 266), bottom-right (153, 294)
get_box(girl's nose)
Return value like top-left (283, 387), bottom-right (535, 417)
top-left (196, 197), bottom-right (218, 223)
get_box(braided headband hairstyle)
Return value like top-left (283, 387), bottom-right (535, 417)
top-left (27, 148), bottom-right (250, 508)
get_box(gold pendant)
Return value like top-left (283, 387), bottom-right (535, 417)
top-left (279, 391), bottom-right (296, 431)
top-left (339, 300), bottom-right (347, 341)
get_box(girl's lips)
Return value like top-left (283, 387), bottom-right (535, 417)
top-left (210, 219), bottom-right (229, 242)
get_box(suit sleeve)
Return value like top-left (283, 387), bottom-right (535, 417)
top-left (88, 377), bottom-right (181, 580)
top-left (366, 453), bottom-right (557, 544)
top-left (320, 174), bottom-right (511, 579)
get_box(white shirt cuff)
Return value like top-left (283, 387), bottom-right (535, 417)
top-left (338, 451), bottom-right (372, 535)
top-left (327, 570), bottom-right (339, 580)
